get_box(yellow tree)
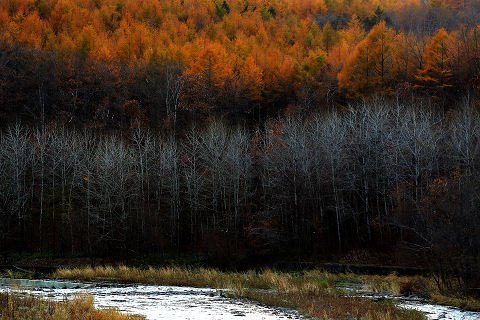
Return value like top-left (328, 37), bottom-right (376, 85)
top-left (394, 32), bottom-right (421, 83)
top-left (289, 0), bottom-right (327, 18)
top-left (338, 21), bottom-right (398, 97)
top-left (49, 0), bottom-right (75, 34)
top-left (338, 14), bottom-right (365, 47)
top-left (327, 40), bottom-right (350, 76)
top-left (239, 55), bottom-right (264, 102)
top-left (186, 42), bottom-right (233, 89)
top-left (18, 12), bottom-right (52, 48)
top-left (0, 8), bottom-right (8, 38)
top-left (322, 22), bottom-right (338, 53)
top-left (428, 0), bottom-right (467, 9)
top-left (183, 41), bottom-right (233, 109)
top-left (416, 28), bottom-right (453, 92)
top-left (294, 49), bottom-right (327, 107)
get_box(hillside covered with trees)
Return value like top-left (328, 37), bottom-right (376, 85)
top-left (1, 0), bottom-right (480, 126)
top-left (1, 0), bottom-right (480, 297)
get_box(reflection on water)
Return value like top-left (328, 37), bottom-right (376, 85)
top-left (0, 278), bottom-right (88, 289)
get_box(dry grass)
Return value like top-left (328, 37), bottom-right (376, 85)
top-left (0, 292), bottom-right (143, 320)
top-left (357, 274), bottom-right (435, 298)
top-left (338, 273), bottom-right (480, 312)
top-left (56, 266), bottom-right (270, 289)
top-left (430, 293), bottom-right (480, 312)
top-left (54, 266), bottom-right (426, 320)
top-left (236, 290), bottom-right (425, 320)
top-left (55, 266), bottom-right (342, 293)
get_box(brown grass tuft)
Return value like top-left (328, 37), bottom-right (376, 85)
top-left (0, 292), bottom-right (143, 320)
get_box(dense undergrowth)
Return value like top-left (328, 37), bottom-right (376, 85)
top-left (0, 292), bottom-right (143, 320)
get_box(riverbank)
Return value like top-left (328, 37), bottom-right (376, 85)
top-left (54, 266), bottom-right (480, 311)
top-left (53, 266), bottom-right (426, 320)
top-left (0, 292), bottom-right (143, 320)
top-left (355, 273), bottom-right (480, 312)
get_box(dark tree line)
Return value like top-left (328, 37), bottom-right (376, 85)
top-left (1, 99), bottom-right (479, 291)
top-left (0, 44), bottom-right (189, 129)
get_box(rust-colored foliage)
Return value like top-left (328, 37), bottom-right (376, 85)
top-left (338, 21), bottom-right (397, 97)
top-left (416, 29), bottom-right (454, 94)
top-left (0, 0), bottom-right (478, 107)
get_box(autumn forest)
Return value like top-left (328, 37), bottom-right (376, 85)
top-left (0, 0), bottom-right (479, 124)
top-left (1, 0), bottom-right (480, 295)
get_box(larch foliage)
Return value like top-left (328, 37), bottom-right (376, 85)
top-left (338, 21), bottom-right (397, 97)
top-left (239, 55), bottom-right (264, 102)
top-left (416, 28), bottom-right (453, 92)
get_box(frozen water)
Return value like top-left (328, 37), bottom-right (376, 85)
top-left (0, 279), bottom-right (304, 320)
top-left (1, 278), bottom-right (479, 320)
top-left (337, 283), bottom-right (480, 320)
top-left (400, 299), bottom-right (480, 320)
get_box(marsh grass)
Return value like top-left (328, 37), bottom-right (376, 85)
top-left (55, 266), bottom-right (340, 292)
top-left (54, 267), bottom-right (426, 319)
top-left (356, 274), bottom-right (434, 297)
top-left (234, 290), bottom-right (426, 320)
top-left (0, 292), bottom-right (143, 320)
top-left (337, 273), bottom-right (480, 312)
top-left (429, 293), bottom-right (480, 312)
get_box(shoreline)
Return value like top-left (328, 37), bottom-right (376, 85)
top-left (3, 262), bottom-right (479, 317)
top-left (3, 266), bottom-right (480, 319)
top-left (51, 266), bottom-right (437, 319)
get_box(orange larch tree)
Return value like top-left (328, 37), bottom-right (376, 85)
top-left (416, 28), bottom-right (454, 95)
top-left (338, 21), bottom-right (398, 97)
